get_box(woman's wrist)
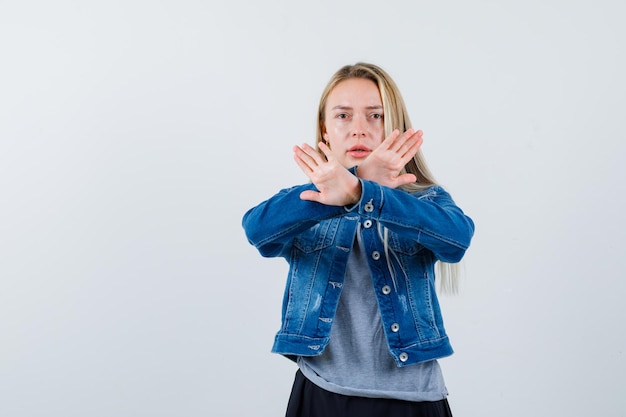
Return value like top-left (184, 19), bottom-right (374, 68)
top-left (346, 174), bottom-right (362, 206)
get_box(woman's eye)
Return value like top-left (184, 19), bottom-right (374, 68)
top-left (371, 113), bottom-right (383, 120)
top-left (337, 113), bottom-right (349, 119)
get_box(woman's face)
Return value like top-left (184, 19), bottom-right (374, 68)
top-left (322, 78), bottom-right (385, 169)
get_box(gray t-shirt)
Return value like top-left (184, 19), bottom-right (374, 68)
top-left (299, 225), bottom-right (448, 401)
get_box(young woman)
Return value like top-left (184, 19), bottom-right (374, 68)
top-left (242, 63), bottom-right (474, 417)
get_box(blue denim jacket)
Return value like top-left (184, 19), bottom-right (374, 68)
top-left (242, 175), bottom-right (474, 367)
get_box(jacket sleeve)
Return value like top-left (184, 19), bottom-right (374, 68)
top-left (242, 183), bottom-right (351, 259)
top-left (358, 179), bottom-right (474, 263)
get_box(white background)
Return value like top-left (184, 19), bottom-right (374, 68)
top-left (1, 1), bottom-right (625, 416)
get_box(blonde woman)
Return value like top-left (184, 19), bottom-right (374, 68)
top-left (243, 63), bottom-right (474, 417)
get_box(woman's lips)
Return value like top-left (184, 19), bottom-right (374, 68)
top-left (348, 146), bottom-right (371, 158)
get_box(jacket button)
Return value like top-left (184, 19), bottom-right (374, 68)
top-left (399, 352), bottom-right (408, 362)
top-left (372, 251), bottom-right (380, 260)
top-left (391, 323), bottom-right (400, 332)
top-left (382, 285), bottom-right (391, 295)
top-left (363, 219), bottom-right (372, 228)
top-left (364, 202), bottom-right (374, 212)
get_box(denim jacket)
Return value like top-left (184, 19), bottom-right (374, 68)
top-left (242, 174), bottom-right (474, 367)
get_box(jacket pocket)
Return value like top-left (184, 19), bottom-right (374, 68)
top-left (293, 220), bottom-right (339, 253)
top-left (386, 230), bottom-right (425, 256)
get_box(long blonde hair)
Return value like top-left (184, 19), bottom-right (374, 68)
top-left (315, 62), bottom-right (461, 293)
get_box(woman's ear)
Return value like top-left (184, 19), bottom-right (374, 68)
top-left (322, 132), bottom-right (330, 147)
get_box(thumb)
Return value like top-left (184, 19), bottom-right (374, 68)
top-left (393, 173), bottom-right (417, 188)
top-left (300, 190), bottom-right (321, 202)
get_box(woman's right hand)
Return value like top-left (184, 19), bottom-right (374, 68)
top-left (293, 141), bottom-right (361, 206)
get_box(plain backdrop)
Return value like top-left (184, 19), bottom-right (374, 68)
top-left (1, 1), bottom-right (625, 416)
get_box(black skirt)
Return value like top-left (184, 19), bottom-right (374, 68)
top-left (285, 370), bottom-right (454, 417)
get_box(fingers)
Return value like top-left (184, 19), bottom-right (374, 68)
top-left (382, 128), bottom-right (422, 150)
top-left (398, 130), bottom-right (423, 159)
top-left (293, 143), bottom-right (325, 173)
top-left (381, 129), bottom-right (401, 149)
top-left (317, 141), bottom-right (334, 162)
top-left (293, 146), bottom-right (314, 174)
top-left (374, 129), bottom-right (422, 165)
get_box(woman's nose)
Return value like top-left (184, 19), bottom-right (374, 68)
top-left (351, 116), bottom-right (366, 137)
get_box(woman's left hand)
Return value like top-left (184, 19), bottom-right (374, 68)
top-left (357, 129), bottom-right (423, 188)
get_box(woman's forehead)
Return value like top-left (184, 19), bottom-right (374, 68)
top-left (326, 78), bottom-right (382, 107)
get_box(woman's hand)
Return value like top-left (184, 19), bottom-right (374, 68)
top-left (357, 129), bottom-right (423, 188)
top-left (293, 141), bottom-right (361, 206)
